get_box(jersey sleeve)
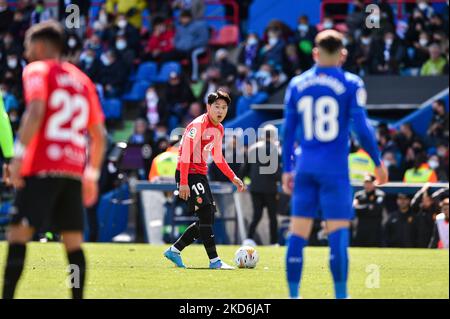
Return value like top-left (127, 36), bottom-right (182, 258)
top-left (348, 78), bottom-right (381, 167)
top-left (22, 62), bottom-right (49, 104)
top-left (211, 126), bottom-right (236, 182)
top-left (282, 79), bottom-right (299, 173)
top-left (179, 122), bottom-right (201, 185)
top-left (0, 96), bottom-right (14, 159)
top-left (87, 80), bottom-right (105, 127)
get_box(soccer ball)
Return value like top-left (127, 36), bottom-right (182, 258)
top-left (234, 246), bottom-right (259, 269)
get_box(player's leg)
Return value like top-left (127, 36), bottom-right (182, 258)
top-left (54, 178), bottom-right (86, 299)
top-left (248, 192), bottom-right (264, 242)
top-left (171, 222), bottom-right (200, 253)
top-left (286, 172), bottom-right (319, 298)
top-left (266, 193), bottom-right (279, 245)
top-left (2, 225), bottom-right (34, 299)
top-left (61, 231), bottom-right (86, 299)
top-left (320, 174), bottom-right (354, 299)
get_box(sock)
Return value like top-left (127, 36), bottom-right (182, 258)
top-left (170, 246), bottom-right (181, 254)
top-left (199, 224), bottom-right (218, 260)
top-left (174, 222), bottom-right (200, 252)
top-left (210, 257), bottom-right (220, 263)
top-left (328, 228), bottom-right (350, 299)
top-left (286, 234), bottom-right (308, 299)
top-left (2, 244), bottom-right (26, 299)
top-left (67, 249), bottom-right (86, 299)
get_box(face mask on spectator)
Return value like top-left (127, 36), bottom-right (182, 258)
top-left (84, 55), bottom-right (94, 65)
top-left (343, 37), bottom-right (349, 46)
top-left (361, 37), bottom-right (371, 45)
top-left (247, 37), bottom-right (258, 46)
top-left (68, 38), bottom-right (77, 49)
top-left (0, 5), bottom-right (7, 12)
top-left (385, 38), bottom-right (394, 46)
top-left (101, 54), bottom-right (111, 66)
top-left (323, 21), bottom-right (334, 29)
top-left (116, 40), bottom-right (127, 50)
top-left (418, 1), bottom-right (428, 11)
top-left (268, 36), bottom-right (278, 46)
top-left (419, 38), bottom-right (428, 47)
top-left (298, 24), bottom-right (308, 33)
top-left (99, 13), bottom-right (108, 25)
top-left (7, 58), bottom-right (18, 69)
top-left (383, 159), bottom-right (392, 168)
top-left (428, 159), bottom-right (439, 170)
top-left (438, 148), bottom-right (447, 157)
top-left (117, 19), bottom-right (127, 29)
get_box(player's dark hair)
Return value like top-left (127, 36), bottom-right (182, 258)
top-left (315, 30), bottom-right (344, 55)
top-left (25, 20), bottom-right (65, 54)
top-left (208, 90), bottom-right (231, 106)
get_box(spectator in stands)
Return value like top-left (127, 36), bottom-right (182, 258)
top-left (294, 15), bottom-right (317, 71)
top-left (405, 31), bottom-right (431, 74)
top-left (103, 13), bottom-right (141, 57)
top-left (342, 33), bottom-right (359, 74)
top-left (318, 15), bottom-right (335, 32)
top-left (0, 32), bottom-right (22, 59)
top-left (241, 125), bottom-right (281, 245)
top-left (171, 10), bottom-right (209, 81)
top-left (405, 8), bottom-right (428, 45)
top-left (172, 0), bottom-right (205, 20)
top-left (143, 16), bottom-right (175, 62)
top-left (353, 174), bottom-right (386, 247)
top-left (257, 26), bottom-right (286, 70)
top-left (411, 183), bottom-right (439, 247)
top-left (0, 51), bottom-right (23, 98)
top-left (236, 80), bottom-right (268, 115)
top-left (263, 68), bottom-right (287, 95)
top-left (0, 0), bottom-right (14, 36)
top-left (284, 44), bottom-right (302, 77)
top-left (106, 0), bottom-right (147, 29)
top-left (199, 66), bottom-right (222, 104)
top-left (254, 63), bottom-right (274, 90)
top-left (0, 81), bottom-right (19, 113)
top-left (371, 29), bottom-right (405, 75)
top-left (84, 34), bottom-right (104, 57)
top-left (404, 152), bottom-right (438, 183)
top-left (99, 50), bottom-right (128, 98)
top-left (238, 32), bottom-right (260, 71)
top-left (352, 30), bottom-right (372, 76)
top-left (427, 99), bottom-right (449, 146)
top-left (346, 0), bottom-right (366, 39)
top-left (421, 43), bottom-right (448, 76)
top-left (182, 101), bottom-right (204, 127)
top-left (416, 0), bottom-right (434, 20)
top-left (163, 71), bottom-right (196, 130)
top-left (114, 33), bottom-right (136, 70)
top-left (80, 47), bottom-right (102, 83)
top-left (31, 0), bottom-right (53, 25)
top-left (394, 123), bottom-right (419, 156)
top-left (436, 143), bottom-right (449, 178)
top-left (65, 32), bottom-right (83, 65)
top-left (8, 9), bottom-right (30, 46)
top-left (428, 154), bottom-right (448, 182)
top-left (213, 49), bottom-right (237, 85)
top-left (142, 86), bottom-right (167, 129)
top-left (382, 151), bottom-right (404, 182)
top-left (128, 118), bottom-right (155, 179)
top-left (384, 193), bottom-right (415, 247)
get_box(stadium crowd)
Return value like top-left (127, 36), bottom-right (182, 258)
top-left (0, 0), bottom-right (449, 246)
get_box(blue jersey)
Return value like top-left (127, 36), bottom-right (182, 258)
top-left (282, 66), bottom-right (381, 176)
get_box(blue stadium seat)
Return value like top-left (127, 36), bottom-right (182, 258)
top-left (122, 80), bottom-right (152, 102)
top-left (102, 98), bottom-right (122, 120)
top-left (155, 62), bottom-right (182, 83)
top-left (134, 62), bottom-right (158, 82)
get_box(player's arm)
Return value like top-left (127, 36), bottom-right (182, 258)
top-left (178, 124), bottom-right (200, 200)
top-left (281, 81), bottom-right (298, 194)
top-left (211, 133), bottom-right (245, 192)
top-left (349, 81), bottom-right (388, 185)
top-left (83, 82), bottom-right (107, 207)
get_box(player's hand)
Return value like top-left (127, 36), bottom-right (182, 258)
top-left (232, 176), bottom-right (245, 192)
top-left (282, 173), bottom-right (294, 195)
top-left (2, 163), bottom-right (11, 185)
top-left (9, 159), bottom-right (25, 189)
top-left (179, 184), bottom-right (190, 201)
top-left (82, 178), bottom-right (98, 208)
top-left (374, 164), bottom-right (389, 186)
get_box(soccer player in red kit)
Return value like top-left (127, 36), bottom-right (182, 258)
top-left (164, 90), bottom-right (245, 269)
top-left (2, 21), bottom-right (106, 299)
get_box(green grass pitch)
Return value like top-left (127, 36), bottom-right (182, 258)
top-left (0, 242), bottom-right (448, 299)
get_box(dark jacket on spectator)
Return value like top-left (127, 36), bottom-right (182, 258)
top-left (174, 20), bottom-right (209, 52)
top-left (384, 208), bottom-right (415, 247)
top-left (411, 187), bottom-right (439, 248)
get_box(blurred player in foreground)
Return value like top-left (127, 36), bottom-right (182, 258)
top-left (2, 21), bottom-right (106, 299)
top-left (282, 30), bottom-right (388, 299)
top-left (164, 90), bottom-right (245, 270)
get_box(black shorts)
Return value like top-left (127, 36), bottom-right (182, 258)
top-left (175, 170), bottom-right (216, 214)
top-left (10, 176), bottom-right (84, 232)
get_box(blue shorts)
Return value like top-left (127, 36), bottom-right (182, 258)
top-left (291, 171), bottom-right (354, 220)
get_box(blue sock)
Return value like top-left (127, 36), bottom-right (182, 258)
top-left (328, 228), bottom-right (350, 299)
top-left (286, 234), bottom-right (308, 298)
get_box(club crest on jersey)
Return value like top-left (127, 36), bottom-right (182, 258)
top-left (196, 196), bottom-right (203, 204)
top-left (187, 127), bottom-right (197, 139)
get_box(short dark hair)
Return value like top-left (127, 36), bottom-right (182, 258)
top-left (180, 10), bottom-right (192, 18)
top-left (25, 20), bottom-right (65, 54)
top-left (315, 30), bottom-right (344, 55)
top-left (208, 90), bottom-right (231, 106)
top-left (434, 99), bottom-right (446, 107)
